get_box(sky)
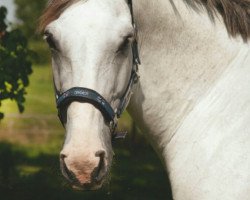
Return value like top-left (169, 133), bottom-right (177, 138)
top-left (0, 0), bottom-right (17, 22)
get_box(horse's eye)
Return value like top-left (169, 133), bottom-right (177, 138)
top-left (117, 35), bottom-right (133, 53)
top-left (43, 31), bottom-right (58, 51)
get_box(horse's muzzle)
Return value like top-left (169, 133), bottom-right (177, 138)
top-left (60, 150), bottom-right (108, 190)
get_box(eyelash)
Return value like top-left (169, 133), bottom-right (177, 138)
top-left (44, 32), bottom-right (58, 51)
top-left (118, 38), bottom-right (130, 52)
top-left (117, 36), bottom-right (133, 53)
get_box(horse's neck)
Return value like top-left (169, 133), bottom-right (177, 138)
top-left (128, 0), bottom-right (249, 159)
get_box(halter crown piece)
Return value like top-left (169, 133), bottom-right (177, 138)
top-left (55, 0), bottom-right (140, 140)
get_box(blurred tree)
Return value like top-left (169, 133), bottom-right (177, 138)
top-left (14, 0), bottom-right (47, 40)
top-left (0, 6), bottom-right (33, 119)
top-left (14, 0), bottom-right (50, 64)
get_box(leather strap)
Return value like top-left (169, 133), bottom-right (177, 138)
top-left (57, 87), bottom-right (115, 123)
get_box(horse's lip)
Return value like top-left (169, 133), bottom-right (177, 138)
top-left (67, 172), bottom-right (106, 191)
top-left (71, 181), bottom-right (103, 191)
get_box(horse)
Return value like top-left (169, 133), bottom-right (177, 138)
top-left (39, 0), bottom-right (250, 199)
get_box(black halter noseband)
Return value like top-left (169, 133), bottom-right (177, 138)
top-left (55, 0), bottom-right (140, 139)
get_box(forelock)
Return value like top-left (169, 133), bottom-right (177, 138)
top-left (38, 0), bottom-right (83, 32)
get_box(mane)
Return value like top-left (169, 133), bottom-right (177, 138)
top-left (183, 0), bottom-right (250, 41)
top-left (39, 0), bottom-right (250, 41)
top-left (38, 0), bottom-right (82, 32)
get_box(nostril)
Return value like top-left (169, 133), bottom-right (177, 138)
top-left (95, 150), bottom-right (105, 158)
top-left (60, 153), bottom-right (67, 160)
top-left (60, 153), bottom-right (75, 183)
top-left (94, 150), bottom-right (107, 182)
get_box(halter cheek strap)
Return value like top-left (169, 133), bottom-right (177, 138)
top-left (55, 0), bottom-right (140, 139)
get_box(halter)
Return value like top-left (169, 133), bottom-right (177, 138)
top-left (55, 0), bottom-right (140, 139)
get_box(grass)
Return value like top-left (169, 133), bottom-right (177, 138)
top-left (0, 65), bottom-right (172, 200)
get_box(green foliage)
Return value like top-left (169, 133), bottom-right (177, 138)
top-left (14, 0), bottom-right (47, 40)
top-left (14, 0), bottom-right (50, 64)
top-left (0, 6), bottom-right (33, 119)
top-left (0, 7), bottom-right (7, 32)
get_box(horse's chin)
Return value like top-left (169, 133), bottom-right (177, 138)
top-left (72, 182), bottom-right (103, 191)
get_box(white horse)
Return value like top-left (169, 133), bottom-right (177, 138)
top-left (39, 0), bottom-right (250, 199)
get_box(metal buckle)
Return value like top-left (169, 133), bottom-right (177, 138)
top-left (113, 131), bottom-right (127, 139)
top-left (110, 116), bottom-right (127, 140)
top-left (134, 71), bottom-right (140, 83)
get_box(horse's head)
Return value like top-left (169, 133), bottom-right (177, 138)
top-left (41, 0), bottom-right (137, 190)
